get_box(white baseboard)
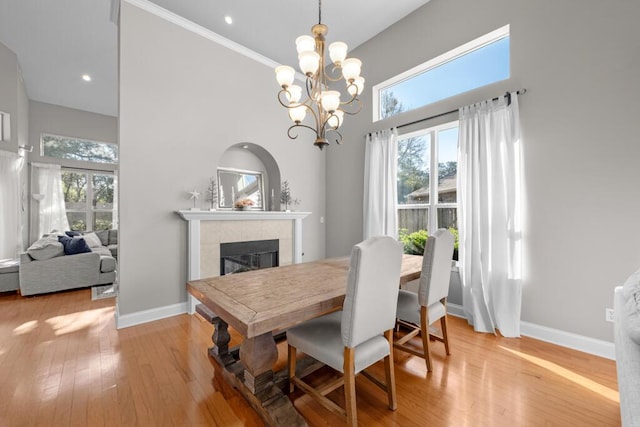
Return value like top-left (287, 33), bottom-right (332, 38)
top-left (447, 303), bottom-right (615, 360)
top-left (520, 321), bottom-right (615, 360)
top-left (115, 301), bottom-right (189, 329)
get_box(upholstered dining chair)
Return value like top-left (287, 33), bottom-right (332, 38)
top-left (394, 228), bottom-right (455, 372)
top-left (287, 236), bottom-right (403, 426)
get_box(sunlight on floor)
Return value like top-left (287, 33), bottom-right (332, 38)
top-left (45, 307), bottom-right (114, 335)
top-left (13, 320), bottom-right (38, 335)
top-left (499, 346), bottom-right (619, 402)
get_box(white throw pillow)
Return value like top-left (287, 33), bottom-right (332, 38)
top-left (83, 232), bottom-right (103, 248)
top-left (27, 235), bottom-right (64, 260)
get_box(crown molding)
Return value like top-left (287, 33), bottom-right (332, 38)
top-left (123, 0), bottom-right (281, 71)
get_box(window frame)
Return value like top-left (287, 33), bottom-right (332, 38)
top-left (397, 120), bottom-right (459, 235)
top-left (373, 25), bottom-right (510, 122)
top-left (61, 168), bottom-right (116, 232)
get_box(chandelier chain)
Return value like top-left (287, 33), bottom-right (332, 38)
top-left (318, 0), bottom-right (322, 24)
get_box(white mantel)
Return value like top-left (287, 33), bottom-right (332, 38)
top-left (176, 210), bottom-right (311, 312)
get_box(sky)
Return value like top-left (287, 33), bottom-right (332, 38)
top-left (382, 36), bottom-right (510, 116)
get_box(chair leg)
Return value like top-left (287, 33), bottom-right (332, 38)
top-left (343, 347), bottom-right (357, 426)
top-left (383, 330), bottom-right (397, 411)
top-left (440, 315), bottom-right (450, 355)
top-left (420, 306), bottom-right (433, 372)
top-left (288, 345), bottom-right (297, 393)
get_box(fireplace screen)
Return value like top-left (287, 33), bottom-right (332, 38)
top-left (220, 239), bottom-right (279, 276)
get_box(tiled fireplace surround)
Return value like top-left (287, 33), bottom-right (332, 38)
top-left (176, 210), bottom-right (310, 312)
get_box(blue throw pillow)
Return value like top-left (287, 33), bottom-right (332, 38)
top-left (65, 230), bottom-right (82, 237)
top-left (58, 235), bottom-right (92, 255)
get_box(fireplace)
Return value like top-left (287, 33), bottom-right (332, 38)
top-left (220, 239), bottom-right (279, 276)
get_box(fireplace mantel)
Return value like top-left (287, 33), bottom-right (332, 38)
top-left (176, 210), bottom-right (311, 222)
top-left (176, 210), bottom-right (311, 313)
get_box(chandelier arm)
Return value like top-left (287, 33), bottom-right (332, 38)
top-left (340, 98), bottom-right (363, 116)
top-left (287, 123), bottom-right (320, 140)
top-left (326, 128), bottom-right (344, 145)
top-left (277, 89), bottom-right (293, 108)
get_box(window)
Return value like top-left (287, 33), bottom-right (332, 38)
top-left (42, 134), bottom-right (119, 164)
top-left (374, 25), bottom-right (510, 121)
top-left (397, 122), bottom-right (458, 254)
top-left (62, 169), bottom-right (115, 231)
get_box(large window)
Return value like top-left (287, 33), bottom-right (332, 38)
top-left (397, 122), bottom-right (458, 254)
top-left (62, 169), bottom-right (115, 231)
top-left (374, 25), bottom-right (510, 121)
top-left (42, 134), bottom-right (119, 164)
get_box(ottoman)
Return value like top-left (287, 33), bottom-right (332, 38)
top-left (0, 258), bottom-right (20, 292)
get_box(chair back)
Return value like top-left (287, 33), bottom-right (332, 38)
top-left (418, 229), bottom-right (455, 307)
top-left (341, 236), bottom-right (403, 348)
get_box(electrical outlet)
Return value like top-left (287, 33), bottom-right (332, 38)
top-left (605, 308), bottom-right (615, 323)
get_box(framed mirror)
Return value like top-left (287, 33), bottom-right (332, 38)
top-left (217, 167), bottom-right (264, 210)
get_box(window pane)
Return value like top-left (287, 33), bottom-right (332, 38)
top-left (94, 212), bottom-right (113, 230)
top-left (380, 36), bottom-right (509, 120)
top-left (398, 206), bottom-right (429, 235)
top-left (437, 208), bottom-right (458, 230)
top-left (437, 126), bottom-right (458, 203)
top-left (62, 171), bottom-right (87, 210)
top-left (397, 134), bottom-right (430, 205)
top-left (92, 174), bottom-right (114, 209)
top-left (67, 212), bottom-right (87, 231)
top-left (42, 134), bottom-right (119, 164)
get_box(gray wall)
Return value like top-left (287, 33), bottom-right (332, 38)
top-left (0, 41), bottom-right (19, 153)
top-left (326, 0), bottom-right (640, 342)
top-left (118, 3), bottom-right (326, 316)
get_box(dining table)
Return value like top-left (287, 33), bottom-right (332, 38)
top-left (187, 254), bottom-right (423, 426)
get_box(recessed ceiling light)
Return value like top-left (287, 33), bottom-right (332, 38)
top-left (224, 15), bottom-right (233, 25)
top-left (82, 74), bottom-right (92, 82)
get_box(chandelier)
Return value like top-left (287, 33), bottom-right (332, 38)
top-left (275, 0), bottom-right (364, 150)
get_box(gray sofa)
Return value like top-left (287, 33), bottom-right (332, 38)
top-left (19, 231), bottom-right (117, 296)
top-left (614, 270), bottom-right (640, 426)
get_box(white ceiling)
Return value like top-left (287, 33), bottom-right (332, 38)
top-left (0, 0), bottom-right (430, 118)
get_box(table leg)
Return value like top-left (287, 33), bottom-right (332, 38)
top-left (240, 333), bottom-right (278, 397)
top-left (210, 317), bottom-right (236, 367)
top-left (231, 332), bottom-right (306, 426)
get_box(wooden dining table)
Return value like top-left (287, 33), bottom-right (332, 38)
top-left (187, 254), bottom-right (423, 426)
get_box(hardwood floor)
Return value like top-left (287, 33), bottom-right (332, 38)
top-left (0, 289), bottom-right (621, 426)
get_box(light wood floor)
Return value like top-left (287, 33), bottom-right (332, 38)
top-left (0, 289), bottom-right (621, 426)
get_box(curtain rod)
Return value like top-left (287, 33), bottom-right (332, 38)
top-left (371, 89), bottom-right (527, 134)
top-left (397, 88), bottom-right (527, 130)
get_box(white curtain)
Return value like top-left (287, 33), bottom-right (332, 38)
top-left (363, 128), bottom-right (398, 239)
top-left (458, 92), bottom-right (523, 337)
top-left (0, 151), bottom-right (22, 259)
top-left (31, 163), bottom-right (69, 239)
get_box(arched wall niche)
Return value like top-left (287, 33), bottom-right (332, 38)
top-left (218, 142), bottom-right (281, 210)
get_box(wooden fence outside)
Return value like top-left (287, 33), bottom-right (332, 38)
top-left (398, 206), bottom-right (457, 233)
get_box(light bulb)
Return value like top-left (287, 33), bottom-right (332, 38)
top-left (320, 90), bottom-right (340, 113)
top-left (347, 76), bottom-right (365, 96)
top-left (289, 106), bottom-right (307, 123)
top-left (341, 58), bottom-right (362, 82)
top-left (329, 42), bottom-right (348, 66)
top-left (286, 85), bottom-right (302, 103)
top-left (275, 65), bottom-right (295, 88)
top-left (327, 110), bottom-right (344, 129)
top-left (296, 35), bottom-right (316, 54)
top-left (298, 51), bottom-right (320, 76)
